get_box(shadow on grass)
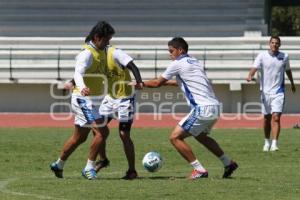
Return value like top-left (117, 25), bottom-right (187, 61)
top-left (235, 176), bottom-right (261, 181)
top-left (138, 176), bottom-right (186, 180)
top-left (100, 176), bottom-right (187, 180)
top-left (66, 175), bottom-right (187, 181)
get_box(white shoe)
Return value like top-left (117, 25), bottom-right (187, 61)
top-left (263, 144), bottom-right (270, 152)
top-left (270, 145), bottom-right (279, 151)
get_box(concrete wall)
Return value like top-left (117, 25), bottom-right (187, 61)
top-left (1, 83), bottom-right (299, 113)
top-left (0, 83), bottom-right (67, 112)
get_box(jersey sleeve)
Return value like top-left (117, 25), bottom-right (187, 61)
top-left (161, 61), bottom-right (180, 80)
top-left (253, 52), bottom-right (262, 69)
top-left (113, 48), bottom-right (133, 67)
top-left (74, 49), bottom-right (93, 91)
top-left (284, 54), bottom-right (291, 71)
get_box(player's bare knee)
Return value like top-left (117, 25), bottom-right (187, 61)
top-left (272, 117), bottom-right (280, 124)
top-left (119, 132), bottom-right (131, 143)
top-left (264, 114), bottom-right (272, 122)
top-left (119, 122), bottom-right (132, 132)
top-left (272, 114), bottom-right (281, 123)
top-left (100, 126), bottom-right (110, 138)
top-left (169, 132), bottom-right (181, 144)
top-left (76, 134), bottom-right (88, 144)
top-left (169, 137), bottom-right (176, 145)
top-left (119, 132), bottom-right (127, 140)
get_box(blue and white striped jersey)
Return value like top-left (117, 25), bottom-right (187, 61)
top-left (162, 54), bottom-right (219, 107)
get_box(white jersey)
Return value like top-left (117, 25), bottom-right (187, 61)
top-left (109, 47), bottom-right (133, 67)
top-left (162, 54), bottom-right (219, 107)
top-left (253, 51), bottom-right (290, 94)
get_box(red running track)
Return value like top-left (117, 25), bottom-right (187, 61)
top-left (0, 113), bottom-right (299, 128)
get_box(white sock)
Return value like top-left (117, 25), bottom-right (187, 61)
top-left (265, 138), bottom-right (271, 146)
top-left (219, 154), bottom-right (231, 167)
top-left (271, 139), bottom-right (277, 147)
top-left (190, 159), bottom-right (206, 172)
top-left (85, 159), bottom-right (96, 171)
top-left (56, 158), bottom-right (65, 169)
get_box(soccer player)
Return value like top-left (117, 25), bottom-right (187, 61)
top-left (50, 21), bottom-right (115, 180)
top-left (139, 37), bottom-right (238, 180)
top-left (247, 36), bottom-right (296, 152)
top-left (62, 46), bottom-right (144, 180)
top-left (94, 45), bottom-right (144, 180)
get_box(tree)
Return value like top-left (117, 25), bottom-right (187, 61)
top-left (271, 6), bottom-right (300, 36)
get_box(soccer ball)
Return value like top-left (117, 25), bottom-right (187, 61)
top-left (142, 151), bottom-right (163, 172)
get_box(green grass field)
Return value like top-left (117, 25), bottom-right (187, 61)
top-left (0, 127), bottom-right (300, 200)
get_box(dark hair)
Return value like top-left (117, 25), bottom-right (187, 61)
top-left (85, 21), bottom-right (115, 43)
top-left (168, 37), bottom-right (189, 53)
top-left (269, 36), bottom-right (281, 45)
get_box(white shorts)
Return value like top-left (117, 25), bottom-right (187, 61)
top-left (179, 105), bottom-right (219, 137)
top-left (71, 95), bottom-right (102, 127)
top-left (99, 95), bottom-right (135, 123)
top-left (261, 92), bottom-right (284, 115)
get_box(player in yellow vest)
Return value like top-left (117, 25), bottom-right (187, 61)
top-left (95, 45), bottom-right (144, 180)
top-left (57, 45), bottom-right (143, 180)
top-left (50, 21), bottom-right (115, 180)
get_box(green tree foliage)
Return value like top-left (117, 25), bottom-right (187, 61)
top-left (271, 6), bottom-right (300, 36)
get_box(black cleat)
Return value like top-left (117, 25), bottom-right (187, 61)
top-left (223, 161), bottom-right (238, 178)
top-left (121, 170), bottom-right (138, 180)
top-left (50, 162), bottom-right (63, 178)
top-left (95, 159), bottom-right (110, 173)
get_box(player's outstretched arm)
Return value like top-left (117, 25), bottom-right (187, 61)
top-left (164, 79), bottom-right (177, 86)
top-left (126, 61), bottom-right (144, 90)
top-left (144, 76), bottom-right (168, 88)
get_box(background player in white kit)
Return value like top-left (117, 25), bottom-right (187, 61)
top-left (140, 37), bottom-right (238, 180)
top-left (247, 36), bottom-right (296, 152)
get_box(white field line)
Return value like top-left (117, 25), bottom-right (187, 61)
top-left (0, 178), bottom-right (68, 200)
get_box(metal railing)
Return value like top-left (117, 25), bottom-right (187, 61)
top-left (0, 47), bottom-right (299, 81)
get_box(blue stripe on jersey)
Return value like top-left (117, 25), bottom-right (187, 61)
top-left (177, 75), bottom-right (197, 107)
top-left (76, 98), bottom-right (95, 124)
top-left (276, 83), bottom-right (285, 94)
top-left (276, 72), bottom-right (285, 94)
top-left (181, 106), bottom-right (200, 132)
